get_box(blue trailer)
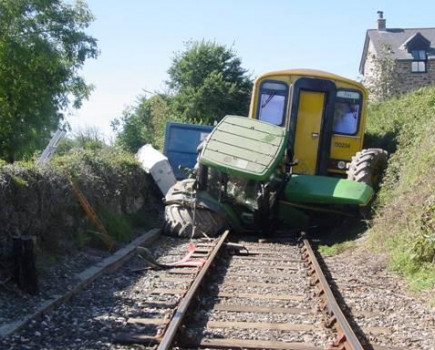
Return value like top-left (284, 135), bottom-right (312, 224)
top-left (163, 122), bottom-right (213, 179)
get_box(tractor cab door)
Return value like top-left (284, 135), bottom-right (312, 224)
top-left (288, 78), bottom-right (336, 175)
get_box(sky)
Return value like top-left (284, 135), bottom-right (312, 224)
top-left (66, 0), bottom-right (435, 141)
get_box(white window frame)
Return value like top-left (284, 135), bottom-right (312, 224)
top-left (411, 50), bottom-right (427, 73)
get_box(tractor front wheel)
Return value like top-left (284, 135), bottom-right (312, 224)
top-left (164, 203), bottom-right (228, 238)
top-left (347, 148), bottom-right (388, 190)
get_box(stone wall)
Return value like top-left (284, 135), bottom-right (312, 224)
top-left (362, 40), bottom-right (377, 86)
top-left (0, 156), bottom-right (160, 261)
top-left (394, 60), bottom-right (435, 94)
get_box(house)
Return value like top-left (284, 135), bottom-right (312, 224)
top-left (360, 11), bottom-right (435, 99)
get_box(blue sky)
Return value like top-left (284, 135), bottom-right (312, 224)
top-left (67, 0), bottom-right (435, 140)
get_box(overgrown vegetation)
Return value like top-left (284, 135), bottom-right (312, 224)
top-left (366, 86), bottom-right (435, 289)
top-left (168, 40), bottom-right (253, 125)
top-left (362, 43), bottom-right (402, 102)
top-left (56, 127), bottom-right (106, 154)
top-left (0, 143), bottom-right (160, 261)
top-left (111, 94), bottom-right (173, 153)
top-left (318, 240), bottom-right (356, 257)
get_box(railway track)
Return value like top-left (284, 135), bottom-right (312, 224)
top-left (2, 229), bottom-right (424, 349)
top-left (112, 231), bottom-right (393, 349)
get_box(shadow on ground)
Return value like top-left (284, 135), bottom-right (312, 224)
top-left (308, 216), bottom-right (369, 248)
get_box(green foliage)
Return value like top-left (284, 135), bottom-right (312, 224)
top-left (366, 86), bottom-right (435, 289)
top-left (113, 40), bottom-right (253, 151)
top-left (53, 146), bottom-right (139, 181)
top-left (168, 40), bottom-right (252, 124)
top-left (365, 86), bottom-right (435, 153)
top-left (112, 94), bottom-right (173, 152)
top-left (71, 127), bottom-right (106, 151)
top-left (54, 146), bottom-right (150, 247)
top-left (0, 0), bottom-right (98, 162)
top-left (56, 127), bottom-right (106, 155)
top-left (97, 206), bottom-right (132, 243)
top-left (11, 174), bottom-right (28, 187)
top-left (318, 241), bottom-right (356, 257)
top-left (363, 43), bottom-right (402, 102)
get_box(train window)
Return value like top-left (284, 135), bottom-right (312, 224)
top-left (333, 90), bottom-right (362, 135)
top-left (257, 81), bottom-right (288, 126)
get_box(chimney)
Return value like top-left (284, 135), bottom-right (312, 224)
top-left (377, 11), bottom-right (386, 31)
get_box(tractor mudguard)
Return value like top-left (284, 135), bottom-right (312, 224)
top-left (284, 174), bottom-right (374, 206)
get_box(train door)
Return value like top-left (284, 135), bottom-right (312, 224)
top-left (289, 78), bottom-right (336, 175)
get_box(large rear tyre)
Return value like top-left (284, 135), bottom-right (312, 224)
top-left (347, 148), bottom-right (388, 218)
top-left (347, 148), bottom-right (388, 190)
top-left (164, 203), bottom-right (228, 238)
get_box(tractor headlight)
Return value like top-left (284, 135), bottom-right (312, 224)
top-left (337, 161), bottom-right (346, 170)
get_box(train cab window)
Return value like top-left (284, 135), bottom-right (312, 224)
top-left (333, 90), bottom-right (362, 135)
top-left (257, 81), bottom-right (288, 126)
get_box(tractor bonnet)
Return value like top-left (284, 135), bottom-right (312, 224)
top-left (199, 115), bottom-right (288, 182)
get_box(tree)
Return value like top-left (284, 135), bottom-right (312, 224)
top-left (168, 40), bottom-right (252, 124)
top-left (363, 43), bottom-right (401, 101)
top-left (56, 126), bottom-right (106, 155)
top-left (113, 40), bottom-right (252, 152)
top-left (0, 0), bottom-right (98, 162)
top-left (111, 94), bottom-right (172, 152)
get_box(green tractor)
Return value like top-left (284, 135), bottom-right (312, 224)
top-left (163, 70), bottom-right (387, 237)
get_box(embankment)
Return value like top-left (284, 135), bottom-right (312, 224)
top-left (366, 86), bottom-right (435, 288)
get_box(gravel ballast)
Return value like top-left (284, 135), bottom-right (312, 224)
top-left (321, 238), bottom-right (435, 350)
top-left (1, 232), bottom-right (434, 349)
top-left (0, 233), bottom-right (197, 349)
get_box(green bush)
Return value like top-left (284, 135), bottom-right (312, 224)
top-left (366, 86), bottom-right (435, 289)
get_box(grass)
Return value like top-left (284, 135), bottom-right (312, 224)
top-left (365, 86), bottom-right (435, 290)
top-left (11, 174), bottom-right (28, 187)
top-left (318, 240), bottom-right (356, 257)
top-left (73, 206), bottom-right (133, 251)
top-left (314, 216), bottom-right (368, 257)
top-left (98, 206), bottom-right (133, 243)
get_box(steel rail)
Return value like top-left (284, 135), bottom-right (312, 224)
top-left (157, 230), bottom-right (230, 350)
top-left (301, 238), bottom-right (364, 350)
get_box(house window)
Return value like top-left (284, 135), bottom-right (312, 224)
top-left (411, 50), bottom-right (427, 72)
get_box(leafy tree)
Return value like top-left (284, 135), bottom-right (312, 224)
top-left (56, 126), bottom-right (106, 155)
top-left (0, 0), bottom-right (98, 162)
top-left (168, 40), bottom-right (252, 124)
top-left (113, 40), bottom-right (252, 151)
top-left (111, 94), bottom-right (172, 152)
top-left (363, 43), bottom-right (401, 101)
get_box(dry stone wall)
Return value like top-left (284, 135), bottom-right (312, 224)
top-left (0, 155), bottom-right (159, 262)
top-left (393, 60), bottom-right (435, 94)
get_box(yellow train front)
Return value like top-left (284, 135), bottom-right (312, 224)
top-left (248, 69), bottom-right (368, 177)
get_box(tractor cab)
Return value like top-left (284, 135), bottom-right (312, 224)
top-left (249, 69), bottom-right (367, 177)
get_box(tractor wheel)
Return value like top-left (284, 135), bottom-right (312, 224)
top-left (347, 148), bottom-right (388, 190)
top-left (347, 148), bottom-right (388, 218)
top-left (164, 203), bottom-right (228, 238)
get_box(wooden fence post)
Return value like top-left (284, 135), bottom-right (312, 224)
top-left (12, 235), bottom-right (38, 295)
